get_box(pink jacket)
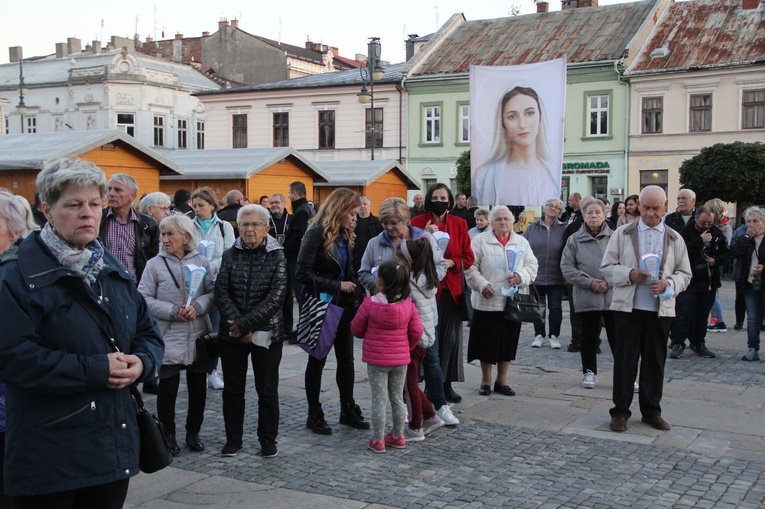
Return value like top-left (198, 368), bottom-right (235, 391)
top-left (351, 294), bottom-right (424, 367)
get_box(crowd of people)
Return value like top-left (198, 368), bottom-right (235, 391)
top-left (0, 156), bottom-right (762, 504)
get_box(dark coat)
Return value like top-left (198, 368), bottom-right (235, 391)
top-left (0, 233), bottom-right (163, 496)
top-left (217, 204), bottom-right (243, 238)
top-left (730, 229), bottom-right (765, 285)
top-left (296, 223), bottom-right (365, 317)
top-left (352, 214), bottom-right (384, 273)
top-left (99, 208), bottom-right (160, 283)
top-left (665, 209), bottom-right (695, 233)
top-left (680, 221), bottom-right (729, 290)
top-left (215, 236), bottom-right (287, 341)
top-left (284, 197), bottom-right (315, 263)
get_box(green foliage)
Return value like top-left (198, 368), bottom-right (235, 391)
top-left (455, 150), bottom-right (471, 196)
top-left (678, 142), bottom-right (765, 205)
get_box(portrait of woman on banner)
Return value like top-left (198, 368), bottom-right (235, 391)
top-left (473, 86), bottom-right (559, 207)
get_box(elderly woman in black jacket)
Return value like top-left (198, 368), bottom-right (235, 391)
top-left (297, 188), bottom-right (369, 435)
top-left (215, 204), bottom-right (287, 458)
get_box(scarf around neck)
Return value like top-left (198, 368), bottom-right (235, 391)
top-left (40, 223), bottom-right (105, 284)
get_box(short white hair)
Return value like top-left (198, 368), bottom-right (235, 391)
top-left (140, 192), bottom-right (171, 214)
top-left (237, 204), bottom-right (270, 224)
top-left (159, 213), bottom-right (198, 252)
top-left (488, 205), bottom-right (515, 224)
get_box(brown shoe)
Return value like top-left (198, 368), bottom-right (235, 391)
top-left (641, 415), bottom-right (671, 431)
top-left (609, 416), bottom-right (627, 432)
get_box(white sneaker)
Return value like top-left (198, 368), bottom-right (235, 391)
top-left (422, 415), bottom-right (445, 435)
top-left (532, 335), bottom-right (545, 348)
top-left (634, 381), bottom-right (639, 393)
top-left (581, 370), bottom-right (596, 389)
top-left (549, 335), bottom-right (561, 350)
top-left (404, 427), bottom-right (425, 442)
top-left (208, 369), bottom-right (224, 390)
top-left (436, 404), bottom-right (459, 426)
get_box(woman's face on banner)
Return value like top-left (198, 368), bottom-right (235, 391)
top-left (501, 93), bottom-right (540, 149)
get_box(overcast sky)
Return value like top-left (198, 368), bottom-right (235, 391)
top-left (2, 0), bottom-right (636, 65)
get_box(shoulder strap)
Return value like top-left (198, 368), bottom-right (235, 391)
top-left (219, 221), bottom-right (225, 238)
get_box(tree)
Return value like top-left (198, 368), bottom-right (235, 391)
top-left (455, 150), bottom-right (471, 196)
top-left (678, 141), bottom-right (765, 206)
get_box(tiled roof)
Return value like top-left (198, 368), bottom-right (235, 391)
top-left (313, 160), bottom-right (420, 189)
top-left (407, 0), bottom-right (657, 76)
top-left (0, 49), bottom-right (219, 92)
top-left (628, 0), bottom-right (765, 74)
top-left (0, 130), bottom-right (181, 174)
top-left (161, 147), bottom-right (328, 182)
top-left (196, 62), bottom-right (405, 95)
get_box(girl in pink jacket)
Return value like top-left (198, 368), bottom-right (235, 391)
top-left (351, 261), bottom-right (424, 453)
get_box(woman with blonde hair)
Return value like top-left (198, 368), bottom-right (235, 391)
top-left (473, 86), bottom-right (557, 206)
top-left (705, 198), bottom-right (733, 332)
top-left (297, 188), bottom-right (369, 434)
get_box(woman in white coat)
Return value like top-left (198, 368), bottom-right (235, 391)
top-left (466, 206), bottom-right (538, 396)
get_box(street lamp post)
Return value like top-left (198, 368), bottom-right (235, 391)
top-left (17, 51), bottom-right (28, 133)
top-left (357, 37), bottom-right (384, 160)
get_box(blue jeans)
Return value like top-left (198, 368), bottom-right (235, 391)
top-left (532, 285), bottom-right (564, 338)
top-left (743, 284), bottom-right (763, 351)
top-left (422, 326), bottom-right (447, 409)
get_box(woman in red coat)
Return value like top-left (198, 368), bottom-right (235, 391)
top-left (411, 184), bottom-right (474, 402)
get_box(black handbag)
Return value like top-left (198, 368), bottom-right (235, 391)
top-left (194, 332), bottom-right (218, 364)
top-left (68, 282), bottom-right (173, 474)
top-left (458, 260), bottom-right (474, 322)
top-left (504, 285), bottom-right (546, 324)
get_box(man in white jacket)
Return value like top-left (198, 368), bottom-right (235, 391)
top-left (600, 185), bottom-right (691, 433)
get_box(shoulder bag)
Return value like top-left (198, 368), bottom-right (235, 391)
top-left (296, 277), bottom-right (344, 360)
top-left (504, 284), bottom-right (546, 324)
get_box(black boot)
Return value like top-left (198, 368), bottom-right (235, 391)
top-left (186, 432), bottom-right (205, 452)
top-left (306, 403), bottom-right (332, 435)
top-left (167, 434), bottom-right (181, 457)
top-left (339, 401), bottom-right (370, 429)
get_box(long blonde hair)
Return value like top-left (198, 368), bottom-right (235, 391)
top-left (483, 86), bottom-right (551, 168)
top-left (310, 188), bottom-right (361, 252)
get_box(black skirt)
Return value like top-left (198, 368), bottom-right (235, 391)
top-left (437, 288), bottom-right (465, 382)
top-left (467, 309), bottom-right (521, 364)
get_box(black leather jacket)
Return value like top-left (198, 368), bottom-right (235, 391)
top-left (297, 223), bottom-right (365, 317)
top-left (215, 236), bottom-right (287, 341)
top-left (99, 208), bottom-right (159, 283)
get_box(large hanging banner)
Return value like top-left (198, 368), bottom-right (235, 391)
top-left (470, 58), bottom-right (566, 207)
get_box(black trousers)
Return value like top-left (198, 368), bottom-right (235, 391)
top-left (282, 263), bottom-right (295, 334)
top-left (10, 479), bottom-right (129, 509)
top-left (157, 367), bottom-right (207, 436)
top-left (579, 310), bottom-right (615, 374)
top-left (567, 284), bottom-right (582, 346)
top-left (305, 317), bottom-right (355, 408)
top-left (610, 310), bottom-right (671, 420)
top-left (219, 339), bottom-right (283, 444)
top-left (671, 287), bottom-right (715, 348)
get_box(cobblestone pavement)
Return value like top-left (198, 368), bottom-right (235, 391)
top-left (133, 281), bottom-right (765, 508)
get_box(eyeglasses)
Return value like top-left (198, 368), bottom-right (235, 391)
top-left (493, 217), bottom-right (512, 222)
top-left (269, 201), bottom-right (282, 206)
top-left (239, 222), bottom-right (267, 230)
top-left (382, 220), bottom-right (402, 228)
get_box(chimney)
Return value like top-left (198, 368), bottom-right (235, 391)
top-left (56, 42), bottom-right (69, 58)
top-left (146, 36), bottom-right (153, 43)
top-left (537, 1), bottom-right (550, 13)
top-left (230, 19), bottom-right (239, 28)
top-left (405, 34), bottom-right (419, 61)
top-left (67, 37), bottom-right (82, 54)
top-left (8, 46), bottom-right (22, 63)
top-left (578, 0), bottom-right (598, 6)
top-left (743, 0), bottom-right (758, 9)
top-left (175, 33), bottom-right (183, 40)
top-left (218, 19), bottom-right (229, 29)
top-left (92, 40), bottom-right (101, 54)
top-left (202, 31), bottom-right (210, 37)
top-left (329, 46), bottom-right (339, 57)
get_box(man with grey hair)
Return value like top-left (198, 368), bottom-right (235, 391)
top-left (410, 193), bottom-right (426, 218)
top-left (140, 192), bottom-right (172, 223)
top-left (665, 188), bottom-right (696, 232)
top-left (99, 173), bottom-right (159, 284)
top-left (601, 185), bottom-right (691, 433)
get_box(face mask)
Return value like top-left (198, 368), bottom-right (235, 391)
top-left (429, 201), bottom-right (450, 216)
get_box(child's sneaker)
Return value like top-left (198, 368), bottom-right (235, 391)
top-left (384, 433), bottom-right (406, 449)
top-left (422, 414), bottom-right (445, 435)
top-left (404, 427), bottom-right (425, 442)
top-left (367, 439), bottom-right (386, 453)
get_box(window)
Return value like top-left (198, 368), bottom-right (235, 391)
top-left (642, 97), bottom-right (663, 134)
top-left (117, 114), bottom-right (135, 136)
top-left (153, 115), bottom-right (165, 146)
top-left (196, 121), bottom-right (205, 149)
top-left (273, 112), bottom-right (289, 147)
top-left (459, 104), bottom-right (470, 143)
top-left (588, 94), bottom-right (609, 136)
top-left (640, 169), bottom-right (668, 192)
top-left (232, 114), bottom-right (248, 148)
top-left (365, 108), bottom-right (383, 148)
top-left (423, 105), bottom-right (441, 143)
top-left (176, 119), bottom-right (188, 149)
top-left (318, 111), bottom-right (335, 149)
top-left (422, 178), bottom-right (437, 191)
top-left (742, 89), bottom-right (765, 129)
top-left (26, 116), bottom-right (36, 134)
top-left (689, 94), bottom-right (712, 132)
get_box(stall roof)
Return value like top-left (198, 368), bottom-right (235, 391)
top-left (313, 160), bottom-right (420, 189)
top-left (161, 147), bottom-right (328, 181)
top-left (0, 130), bottom-right (181, 174)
